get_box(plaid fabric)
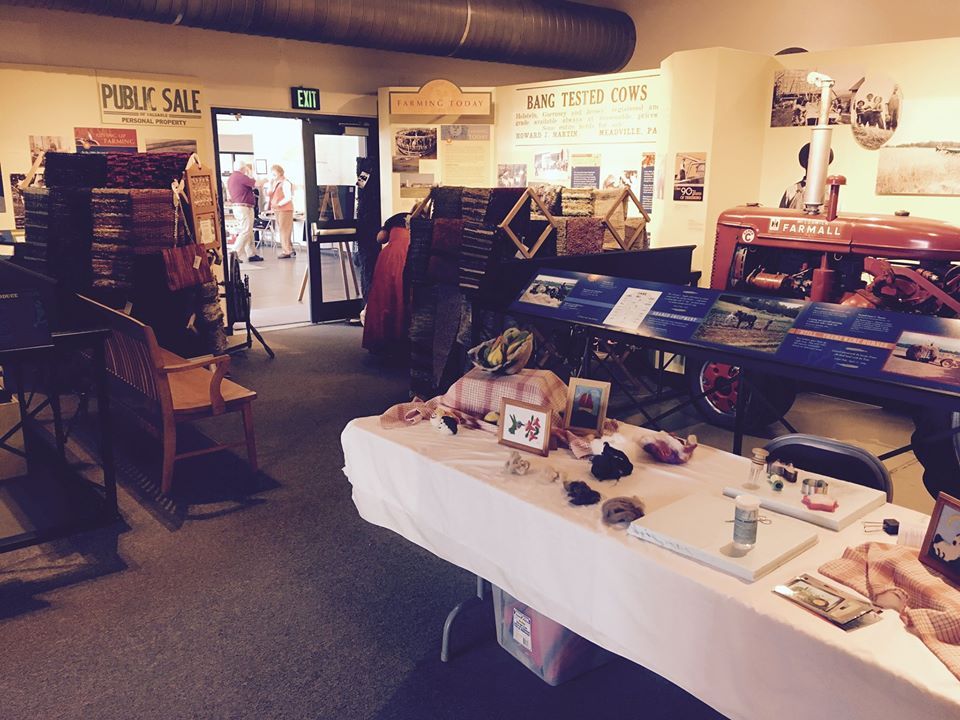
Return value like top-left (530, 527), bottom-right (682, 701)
top-left (161, 244), bottom-right (214, 291)
top-left (378, 367), bottom-right (609, 457)
top-left (820, 542), bottom-right (960, 680)
top-left (382, 369), bottom-right (565, 426)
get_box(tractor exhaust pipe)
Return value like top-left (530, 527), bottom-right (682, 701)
top-left (803, 72), bottom-right (835, 215)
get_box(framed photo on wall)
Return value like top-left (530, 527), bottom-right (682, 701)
top-left (564, 378), bottom-right (611, 435)
top-left (255, 159), bottom-right (268, 175)
top-left (920, 492), bottom-right (960, 585)
top-left (498, 398), bottom-right (552, 456)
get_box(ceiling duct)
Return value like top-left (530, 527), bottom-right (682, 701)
top-left (2, 0), bottom-right (636, 72)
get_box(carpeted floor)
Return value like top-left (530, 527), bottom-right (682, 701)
top-left (0, 324), bottom-right (723, 720)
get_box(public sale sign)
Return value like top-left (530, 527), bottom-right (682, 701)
top-left (96, 73), bottom-right (203, 128)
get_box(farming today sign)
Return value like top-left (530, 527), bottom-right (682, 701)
top-left (96, 73), bottom-right (203, 128)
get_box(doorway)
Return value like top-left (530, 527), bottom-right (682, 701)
top-left (212, 109), bottom-right (378, 328)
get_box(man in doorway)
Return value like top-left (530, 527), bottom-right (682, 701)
top-left (227, 160), bottom-right (263, 262)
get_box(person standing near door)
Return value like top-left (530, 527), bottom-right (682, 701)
top-left (227, 160), bottom-right (264, 262)
top-left (267, 164), bottom-right (296, 259)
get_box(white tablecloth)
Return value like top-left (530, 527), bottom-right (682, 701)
top-left (341, 416), bottom-right (960, 720)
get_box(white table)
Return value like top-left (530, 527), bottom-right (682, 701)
top-left (341, 416), bottom-right (960, 720)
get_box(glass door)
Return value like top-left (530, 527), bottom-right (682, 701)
top-left (302, 117), bottom-right (378, 322)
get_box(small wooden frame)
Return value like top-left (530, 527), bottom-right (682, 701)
top-left (602, 185), bottom-right (651, 251)
top-left (920, 491), bottom-right (960, 585)
top-left (498, 187), bottom-right (560, 259)
top-left (498, 397), bottom-right (552, 456)
top-left (564, 377), bottom-right (611, 435)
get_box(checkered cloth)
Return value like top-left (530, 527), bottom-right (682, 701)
top-left (379, 367), bottom-right (612, 458)
top-left (820, 542), bottom-right (960, 680)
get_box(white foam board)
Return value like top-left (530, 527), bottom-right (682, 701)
top-left (627, 494), bottom-right (819, 582)
top-left (722, 475), bottom-right (885, 532)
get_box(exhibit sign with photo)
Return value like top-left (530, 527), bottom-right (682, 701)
top-left (96, 73), bottom-right (203, 127)
top-left (570, 153), bottom-right (602, 189)
top-left (511, 72), bottom-right (659, 147)
top-left (511, 269), bottom-right (960, 396)
top-left (640, 152), bottom-right (655, 213)
top-left (439, 124), bottom-right (491, 187)
top-left (532, 149), bottom-right (569, 184)
top-left (673, 152), bottom-right (706, 202)
top-left (75, 127), bottom-right (138, 153)
top-left (876, 97), bottom-right (960, 196)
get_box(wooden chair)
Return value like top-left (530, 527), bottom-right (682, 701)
top-left (80, 296), bottom-right (258, 494)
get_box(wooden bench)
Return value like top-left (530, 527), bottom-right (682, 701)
top-left (80, 296), bottom-right (257, 494)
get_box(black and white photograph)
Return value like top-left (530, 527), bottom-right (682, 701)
top-left (882, 330), bottom-right (960, 383)
top-left (693, 294), bottom-right (804, 353)
top-left (145, 138), bottom-right (199, 154)
top-left (517, 274), bottom-right (578, 308)
top-left (497, 163), bottom-right (528, 187)
top-left (851, 77), bottom-right (901, 150)
top-left (533, 149), bottom-right (569, 183)
top-left (876, 97), bottom-right (960, 195)
top-left (769, 67), bottom-right (862, 127)
top-left (398, 172), bottom-right (434, 198)
top-left (28, 135), bottom-right (65, 162)
top-left (9, 173), bottom-right (26, 230)
top-left (920, 493), bottom-right (960, 585)
top-left (393, 126), bottom-right (437, 172)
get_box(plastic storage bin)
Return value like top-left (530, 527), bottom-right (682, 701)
top-left (493, 585), bottom-right (613, 686)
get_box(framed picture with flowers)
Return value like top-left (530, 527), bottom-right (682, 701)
top-left (498, 397), bottom-right (552, 456)
top-left (564, 377), bottom-right (610, 435)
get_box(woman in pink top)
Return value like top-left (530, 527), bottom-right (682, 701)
top-left (267, 164), bottom-right (296, 258)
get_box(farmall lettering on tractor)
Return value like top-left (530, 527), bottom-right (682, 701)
top-left (688, 72), bottom-right (960, 497)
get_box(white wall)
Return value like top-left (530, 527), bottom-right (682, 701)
top-left (596, 0), bottom-right (960, 71)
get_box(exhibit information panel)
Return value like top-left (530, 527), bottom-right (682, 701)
top-left (510, 270), bottom-right (960, 395)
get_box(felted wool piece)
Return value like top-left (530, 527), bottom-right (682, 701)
top-left (130, 189), bottom-right (178, 253)
top-left (593, 188), bottom-right (626, 249)
top-left (92, 189), bottom-right (134, 244)
top-left (458, 221), bottom-right (499, 292)
top-left (431, 186), bottom-right (463, 219)
top-left (427, 219), bottom-right (463, 286)
top-left (104, 152), bottom-right (190, 189)
top-left (43, 152), bottom-right (107, 188)
top-left (561, 188), bottom-right (593, 216)
top-left (562, 217), bottom-right (604, 256)
top-left (461, 187), bottom-right (492, 223)
top-left (405, 217), bottom-right (434, 285)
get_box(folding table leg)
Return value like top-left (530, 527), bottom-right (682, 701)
top-left (440, 575), bottom-right (489, 663)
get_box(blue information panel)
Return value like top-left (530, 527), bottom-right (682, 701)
top-left (510, 270), bottom-right (960, 395)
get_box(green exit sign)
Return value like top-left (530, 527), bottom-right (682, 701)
top-left (291, 86), bottom-right (320, 111)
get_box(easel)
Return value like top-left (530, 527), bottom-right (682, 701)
top-left (300, 186), bottom-right (360, 302)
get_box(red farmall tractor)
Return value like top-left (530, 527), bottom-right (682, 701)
top-left (688, 73), bottom-right (960, 496)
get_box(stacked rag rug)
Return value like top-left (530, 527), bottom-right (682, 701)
top-left (91, 188), bottom-right (135, 300)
